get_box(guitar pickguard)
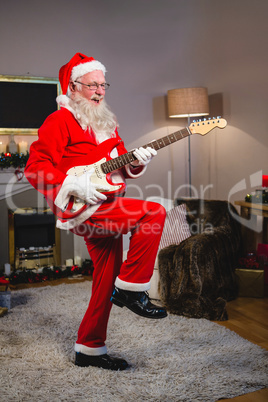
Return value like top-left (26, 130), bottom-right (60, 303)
top-left (67, 158), bottom-right (121, 192)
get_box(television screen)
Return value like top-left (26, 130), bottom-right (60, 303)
top-left (0, 75), bottom-right (60, 134)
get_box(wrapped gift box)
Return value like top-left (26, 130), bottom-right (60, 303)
top-left (235, 268), bottom-right (264, 298)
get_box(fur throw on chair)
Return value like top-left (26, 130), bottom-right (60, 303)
top-left (158, 200), bottom-right (241, 321)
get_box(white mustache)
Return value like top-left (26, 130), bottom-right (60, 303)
top-left (91, 95), bottom-right (104, 101)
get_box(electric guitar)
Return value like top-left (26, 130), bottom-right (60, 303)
top-left (55, 117), bottom-right (227, 220)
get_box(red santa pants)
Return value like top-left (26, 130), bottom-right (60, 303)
top-left (71, 198), bottom-right (166, 356)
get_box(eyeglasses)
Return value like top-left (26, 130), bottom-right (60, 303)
top-left (74, 81), bottom-right (110, 90)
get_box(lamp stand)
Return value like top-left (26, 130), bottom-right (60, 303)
top-left (188, 115), bottom-right (192, 197)
top-left (167, 87), bottom-right (210, 199)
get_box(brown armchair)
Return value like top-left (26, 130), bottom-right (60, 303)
top-left (158, 199), bottom-right (242, 321)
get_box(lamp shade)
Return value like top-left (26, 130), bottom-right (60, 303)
top-left (167, 87), bottom-right (209, 118)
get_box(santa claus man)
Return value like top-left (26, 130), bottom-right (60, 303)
top-left (25, 53), bottom-right (167, 371)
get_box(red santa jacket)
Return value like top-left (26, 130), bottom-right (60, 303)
top-left (25, 107), bottom-right (144, 228)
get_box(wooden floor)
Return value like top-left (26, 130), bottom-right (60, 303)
top-left (215, 295), bottom-right (268, 401)
top-left (11, 278), bottom-right (268, 401)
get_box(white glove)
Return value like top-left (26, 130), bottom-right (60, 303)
top-left (55, 168), bottom-right (108, 210)
top-left (131, 146), bottom-right (157, 167)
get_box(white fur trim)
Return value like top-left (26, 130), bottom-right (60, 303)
top-left (125, 163), bottom-right (147, 178)
top-left (115, 276), bottom-right (151, 292)
top-left (56, 94), bottom-right (70, 108)
top-left (71, 60), bottom-right (106, 81)
top-left (75, 343), bottom-right (107, 356)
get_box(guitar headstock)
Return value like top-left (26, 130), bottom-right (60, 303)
top-left (189, 117), bottom-right (227, 136)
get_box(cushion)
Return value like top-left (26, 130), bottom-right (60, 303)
top-left (146, 196), bottom-right (174, 212)
top-left (158, 204), bottom-right (191, 250)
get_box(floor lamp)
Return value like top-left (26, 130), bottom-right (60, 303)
top-left (167, 87), bottom-right (209, 196)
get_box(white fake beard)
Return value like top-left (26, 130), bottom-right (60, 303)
top-left (69, 94), bottom-right (118, 134)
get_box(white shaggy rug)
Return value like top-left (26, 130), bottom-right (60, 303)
top-left (0, 281), bottom-right (267, 402)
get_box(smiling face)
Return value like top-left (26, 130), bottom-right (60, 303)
top-left (70, 70), bottom-right (106, 106)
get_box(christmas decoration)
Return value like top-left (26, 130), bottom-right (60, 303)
top-left (0, 152), bottom-right (29, 169)
top-left (0, 276), bottom-right (10, 291)
top-left (15, 168), bottom-right (24, 181)
top-left (0, 276), bottom-right (10, 286)
top-left (239, 252), bottom-right (259, 270)
top-left (263, 175), bottom-right (268, 187)
top-left (245, 188), bottom-right (268, 204)
top-left (6, 259), bottom-right (94, 285)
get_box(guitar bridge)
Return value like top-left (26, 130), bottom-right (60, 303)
top-left (94, 163), bottom-right (104, 179)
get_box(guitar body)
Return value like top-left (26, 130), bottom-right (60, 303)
top-left (67, 159), bottom-right (123, 196)
top-left (55, 138), bottom-right (126, 220)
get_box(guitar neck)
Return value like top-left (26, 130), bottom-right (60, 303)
top-left (101, 126), bottom-right (191, 174)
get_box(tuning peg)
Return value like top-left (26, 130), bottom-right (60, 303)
top-left (217, 116), bottom-right (221, 119)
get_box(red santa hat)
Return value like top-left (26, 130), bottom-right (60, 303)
top-left (59, 52), bottom-right (107, 95)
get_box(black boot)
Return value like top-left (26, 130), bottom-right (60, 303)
top-left (111, 286), bottom-right (167, 319)
top-left (75, 352), bottom-right (129, 370)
